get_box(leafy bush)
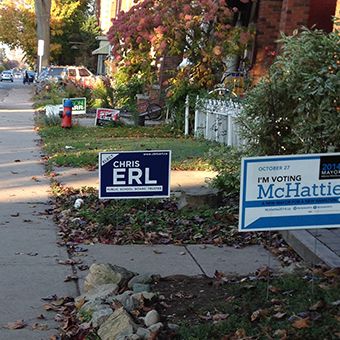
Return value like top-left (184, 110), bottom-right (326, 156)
top-left (238, 27), bottom-right (340, 155)
top-left (112, 66), bottom-right (146, 112)
top-left (91, 77), bottom-right (114, 108)
top-left (166, 70), bottom-right (206, 132)
top-left (33, 83), bottom-right (68, 109)
top-left (34, 81), bottom-right (94, 110)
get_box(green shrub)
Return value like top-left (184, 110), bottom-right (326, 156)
top-left (34, 81), bottom-right (94, 110)
top-left (110, 65), bottom-right (147, 113)
top-left (91, 77), bottom-right (114, 108)
top-left (33, 83), bottom-right (68, 109)
top-left (165, 70), bottom-right (205, 132)
top-left (238, 27), bottom-right (340, 155)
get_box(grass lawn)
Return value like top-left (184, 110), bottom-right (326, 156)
top-left (38, 124), bottom-right (215, 170)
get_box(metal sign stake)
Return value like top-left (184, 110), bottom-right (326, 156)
top-left (311, 228), bottom-right (318, 299)
top-left (266, 233), bottom-right (272, 301)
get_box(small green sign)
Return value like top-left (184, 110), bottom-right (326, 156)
top-left (63, 97), bottom-right (86, 115)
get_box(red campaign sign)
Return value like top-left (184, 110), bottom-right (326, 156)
top-left (95, 108), bottom-right (120, 125)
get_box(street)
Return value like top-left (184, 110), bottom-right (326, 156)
top-left (0, 82), bottom-right (77, 339)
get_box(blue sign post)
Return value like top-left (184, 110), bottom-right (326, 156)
top-left (99, 151), bottom-right (171, 199)
top-left (239, 153), bottom-right (340, 232)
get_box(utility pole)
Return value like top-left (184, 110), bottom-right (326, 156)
top-left (35, 0), bottom-right (51, 67)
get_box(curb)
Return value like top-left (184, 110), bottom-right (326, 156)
top-left (281, 230), bottom-right (340, 268)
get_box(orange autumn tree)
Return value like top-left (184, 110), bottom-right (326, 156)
top-left (107, 0), bottom-right (253, 90)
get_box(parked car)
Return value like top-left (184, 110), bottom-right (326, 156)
top-left (61, 66), bottom-right (97, 88)
top-left (1, 70), bottom-right (13, 82)
top-left (35, 66), bottom-right (65, 84)
top-left (13, 71), bottom-right (22, 79)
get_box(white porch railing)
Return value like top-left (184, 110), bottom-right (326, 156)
top-left (190, 95), bottom-right (243, 147)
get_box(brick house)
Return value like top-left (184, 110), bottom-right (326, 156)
top-left (252, 0), bottom-right (339, 78)
top-left (93, 0), bottom-right (339, 88)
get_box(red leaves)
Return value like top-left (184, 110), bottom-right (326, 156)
top-left (292, 318), bottom-right (311, 329)
top-left (250, 308), bottom-right (268, 322)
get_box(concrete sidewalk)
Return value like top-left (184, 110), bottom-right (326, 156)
top-left (75, 244), bottom-right (283, 294)
top-left (282, 228), bottom-right (340, 268)
top-left (54, 166), bottom-right (285, 286)
top-left (0, 87), bottom-right (77, 339)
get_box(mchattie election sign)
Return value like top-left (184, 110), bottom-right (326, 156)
top-left (239, 153), bottom-right (340, 232)
top-left (99, 151), bottom-right (171, 199)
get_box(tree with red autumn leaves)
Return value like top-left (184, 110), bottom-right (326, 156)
top-left (107, 0), bottom-right (254, 90)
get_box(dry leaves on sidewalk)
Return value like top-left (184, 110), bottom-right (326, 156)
top-left (3, 320), bottom-right (27, 329)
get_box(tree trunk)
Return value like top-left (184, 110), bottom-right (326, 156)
top-left (35, 0), bottom-right (51, 67)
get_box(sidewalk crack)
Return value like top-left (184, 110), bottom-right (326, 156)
top-left (184, 245), bottom-right (207, 276)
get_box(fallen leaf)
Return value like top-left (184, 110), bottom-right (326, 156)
top-left (64, 275), bottom-right (78, 282)
top-left (318, 283), bottom-right (330, 290)
top-left (51, 298), bottom-right (65, 307)
top-left (243, 284), bottom-right (256, 290)
top-left (10, 213), bottom-right (20, 217)
top-left (292, 318), bottom-right (311, 329)
top-left (37, 314), bottom-right (45, 320)
top-left (273, 312), bottom-right (287, 319)
top-left (269, 285), bottom-right (281, 294)
top-left (31, 176), bottom-right (40, 182)
top-left (309, 300), bottom-right (325, 311)
top-left (153, 250), bottom-right (163, 254)
top-left (41, 294), bottom-right (58, 301)
top-left (234, 328), bottom-right (247, 338)
top-left (323, 268), bottom-right (340, 278)
top-left (199, 314), bottom-right (211, 321)
top-left (57, 259), bottom-right (82, 265)
top-left (271, 298), bottom-right (283, 305)
top-left (32, 323), bottom-right (49, 331)
top-left (27, 252), bottom-right (38, 256)
top-left (3, 320), bottom-right (27, 329)
top-left (77, 264), bottom-right (89, 271)
top-left (251, 309), bottom-right (265, 322)
top-left (212, 313), bottom-right (229, 321)
top-left (256, 266), bottom-right (271, 278)
top-left (43, 303), bottom-right (60, 312)
top-left (74, 298), bottom-right (85, 309)
top-left (273, 329), bottom-right (287, 338)
top-left (10, 171), bottom-right (18, 174)
top-left (54, 314), bottom-right (64, 322)
top-left (214, 270), bottom-right (225, 279)
top-left (79, 322), bottom-right (91, 330)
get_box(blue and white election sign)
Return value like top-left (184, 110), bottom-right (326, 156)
top-left (99, 151), bottom-right (171, 199)
top-left (239, 153), bottom-right (340, 232)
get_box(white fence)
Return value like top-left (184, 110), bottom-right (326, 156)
top-left (191, 96), bottom-right (242, 147)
